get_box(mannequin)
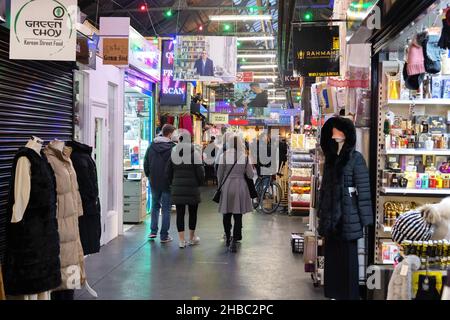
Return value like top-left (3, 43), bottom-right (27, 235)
top-left (318, 117), bottom-right (373, 300)
top-left (11, 137), bottom-right (50, 299)
top-left (4, 136), bottom-right (61, 300)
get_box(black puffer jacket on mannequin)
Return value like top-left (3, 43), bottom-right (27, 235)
top-left (66, 140), bottom-right (101, 255)
top-left (318, 117), bottom-right (373, 240)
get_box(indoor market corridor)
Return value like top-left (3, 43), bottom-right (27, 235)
top-left (75, 187), bottom-right (324, 300)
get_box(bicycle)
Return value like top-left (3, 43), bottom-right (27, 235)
top-left (252, 173), bottom-right (283, 214)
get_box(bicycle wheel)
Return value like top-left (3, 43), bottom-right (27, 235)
top-left (252, 180), bottom-right (262, 209)
top-left (260, 182), bottom-right (282, 214)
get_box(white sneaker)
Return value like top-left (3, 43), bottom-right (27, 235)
top-left (188, 236), bottom-right (200, 246)
top-left (160, 236), bottom-right (173, 243)
top-left (179, 241), bottom-right (187, 248)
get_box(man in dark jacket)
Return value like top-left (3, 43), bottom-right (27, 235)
top-left (144, 124), bottom-right (176, 242)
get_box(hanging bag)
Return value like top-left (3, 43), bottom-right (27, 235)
top-left (244, 156), bottom-right (258, 199)
top-left (422, 32), bottom-right (443, 74)
top-left (213, 160), bottom-right (237, 203)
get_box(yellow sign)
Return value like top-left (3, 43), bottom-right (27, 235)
top-left (210, 113), bottom-right (229, 125)
top-left (103, 38), bottom-right (129, 65)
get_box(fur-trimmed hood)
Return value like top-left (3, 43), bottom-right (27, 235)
top-left (321, 116), bottom-right (356, 157)
top-left (320, 117), bottom-right (357, 172)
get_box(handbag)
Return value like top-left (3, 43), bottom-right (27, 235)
top-left (213, 160), bottom-right (237, 203)
top-left (244, 156), bottom-right (258, 199)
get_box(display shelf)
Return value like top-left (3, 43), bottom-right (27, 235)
top-left (384, 148), bottom-right (450, 156)
top-left (290, 207), bottom-right (310, 211)
top-left (385, 99), bottom-right (450, 106)
top-left (379, 224), bottom-right (392, 233)
top-left (381, 187), bottom-right (450, 195)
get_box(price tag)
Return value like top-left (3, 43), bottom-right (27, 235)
top-left (400, 264), bottom-right (409, 277)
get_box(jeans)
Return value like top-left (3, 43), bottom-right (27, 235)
top-left (176, 204), bottom-right (198, 232)
top-left (150, 189), bottom-right (172, 239)
top-left (223, 213), bottom-right (243, 240)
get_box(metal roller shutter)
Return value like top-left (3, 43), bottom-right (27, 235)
top-left (0, 27), bottom-right (74, 264)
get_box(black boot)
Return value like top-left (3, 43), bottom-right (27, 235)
top-left (229, 240), bottom-right (237, 253)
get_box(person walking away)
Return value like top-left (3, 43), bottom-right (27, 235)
top-left (144, 124), bottom-right (176, 242)
top-left (217, 135), bottom-right (254, 252)
top-left (167, 135), bottom-right (205, 248)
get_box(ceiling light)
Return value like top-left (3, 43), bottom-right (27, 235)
top-left (209, 15), bottom-right (272, 21)
top-left (237, 36), bottom-right (275, 41)
top-left (268, 89), bottom-right (277, 92)
top-left (347, 9), bottom-right (370, 20)
top-left (240, 65), bottom-right (278, 70)
top-left (237, 54), bottom-right (276, 58)
top-left (269, 97), bottom-right (286, 100)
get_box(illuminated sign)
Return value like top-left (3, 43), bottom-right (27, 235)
top-left (160, 40), bottom-right (187, 105)
top-left (129, 27), bottom-right (161, 82)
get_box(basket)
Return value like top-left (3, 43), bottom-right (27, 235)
top-left (291, 233), bottom-right (304, 254)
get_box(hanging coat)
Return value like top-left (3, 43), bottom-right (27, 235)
top-left (3, 147), bottom-right (61, 295)
top-left (66, 140), bottom-right (101, 255)
top-left (44, 142), bottom-right (86, 291)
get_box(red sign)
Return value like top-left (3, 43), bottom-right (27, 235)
top-left (229, 115), bottom-right (249, 125)
top-left (236, 72), bottom-right (254, 83)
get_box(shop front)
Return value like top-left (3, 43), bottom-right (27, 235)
top-left (123, 28), bottom-right (160, 224)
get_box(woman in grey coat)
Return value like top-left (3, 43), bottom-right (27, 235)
top-left (217, 134), bottom-right (254, 252)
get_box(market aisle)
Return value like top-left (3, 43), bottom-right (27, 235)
top-left (76, 187), bottom-right (324, 300)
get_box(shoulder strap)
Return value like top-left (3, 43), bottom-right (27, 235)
top-left (217, 160), bottom-right (237, 192)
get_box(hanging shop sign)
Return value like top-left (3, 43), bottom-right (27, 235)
top-left (293, 26), bottom-right (340, 77)
top-left (160, 40), bottom-right (187, 106)
top-left (236, 72), bottom-right (254, 83)
top-left (282, 70), bottom-right (301, 87)
top-left (129, 27), bottom-right (161, 82)
top-left (210, 113), bottom-right (229, 125)
top-left (103, 38), bottom-right (129, 65)
top-left (76, 37), bottom-right (89, 65)
top-left (9, 0), bottom-right (77, 61)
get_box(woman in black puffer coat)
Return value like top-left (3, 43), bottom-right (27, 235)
top-left (167, 136), bottom-right (205, 248)
top-left (318, 116), bottom-right (373, 300)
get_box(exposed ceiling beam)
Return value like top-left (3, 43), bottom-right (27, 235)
top-left (99, 5), bottom-right (277, 14)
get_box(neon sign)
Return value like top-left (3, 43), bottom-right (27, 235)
top-left (160, 40), bottom-right (187, 105)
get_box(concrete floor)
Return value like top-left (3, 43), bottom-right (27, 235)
top-left (76, 187), bottom-right (325, 300)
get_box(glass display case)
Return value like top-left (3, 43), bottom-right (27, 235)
top-left (123, 81), bottom-right (154, 222)
top-left (123, 85), bottom-right (153, 171)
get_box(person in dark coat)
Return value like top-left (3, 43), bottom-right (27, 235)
top-left (66, 140), bottom-right (101, 255)
top-left (144, 124), bottom-right (176, 242)
top-left (318, 116), bottom-right (373, 300)
top-left (167, 135), bottom-right (205, 248)
top-left (194, 51), bottom-right (214, 76)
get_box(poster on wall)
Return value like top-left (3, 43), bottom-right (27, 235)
top-left (9, 0), bottom-right (77, 60)
top-left (174, 36), bottom-right (237, 82)
top-left (293, 26), bottom-right (340, 77)
top-left (234, 83), bottom-right (268, 118)
top-left (160, 40), bottom-right (187, 106)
